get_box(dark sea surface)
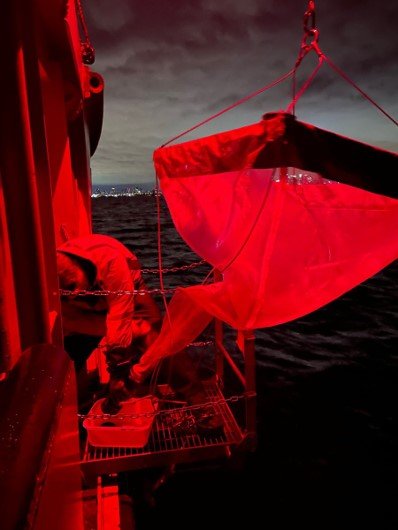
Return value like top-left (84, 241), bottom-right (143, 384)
top-left (93, 193), bottom-right (398, 530)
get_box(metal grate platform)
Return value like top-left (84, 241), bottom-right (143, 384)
top-left (81, 381), bottom-right (244, 483)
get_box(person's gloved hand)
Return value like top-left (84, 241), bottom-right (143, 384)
top-left (109, 377), bottom-right (131, 401)
top-left (100, 375), bottom-right (132, 415)
top-left (101, 395), bottom-right (121, 415)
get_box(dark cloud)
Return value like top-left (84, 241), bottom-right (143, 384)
top-left (84, 0), bottom-right (398, 183)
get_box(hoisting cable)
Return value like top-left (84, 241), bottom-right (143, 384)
top-left (286, 55), bottom-right (324, 114)
top-left (161, 68), bottom-right (295, 147)
top-left (290, 1), bottom-right (397, 126)
top-left (292, 0), bottom-right (322, 115)
top-left (322, 55), bottom-right (398, 127)
top-left (75, 0), bottom-right (96, 65)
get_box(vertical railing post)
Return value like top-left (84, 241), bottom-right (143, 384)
top-left (214, 318), bottom-right (224, 385)
top-left (243, 330), bottom-right (257, 446)
top-left (213, 269), bottom-right (224, 385)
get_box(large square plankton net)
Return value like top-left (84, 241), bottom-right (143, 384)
top-left (135, 113), bottom-right (398, 378)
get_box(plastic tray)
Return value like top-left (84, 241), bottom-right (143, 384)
top-left (83, 396), bottom-right (157, 448)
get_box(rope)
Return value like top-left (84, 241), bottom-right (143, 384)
top-left (289, 44), bottom-right (397, 127)
top-left (292, 68), bottom-right (297, 117)
top-left (218, 168), bottom-right (276, 275)
top-left (323, 55), bottom-right (398, 128)
top-left (286, 55), bottom-right (325, 114)
top-left (153, 173), bottom-right (175, 395)
top-left (292, 1), bottom-right (397, 127)
top-left (161, 68), bottom-right (295, 147)
top-left (154, 175), bottom-right (170, 314)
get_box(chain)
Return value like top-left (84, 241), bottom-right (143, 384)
top-left (141, 260), bottom-right (207, 275)
top-left (59, 260), bottom-right (209, 297)
top-left (189, 340), bottom-right (214, 348)
top-left (60, 287), bottom-right (176, 297)
top-left (295, 0), bottom-right (321, 68)
top-left (84, 340), bottom-right (214, 353)
top-left (75, 0), bottom-right (95, 64)
top-left (78, 391), bottom-right (257, 421)
top-left (303, 0), bottom-right (316, 36)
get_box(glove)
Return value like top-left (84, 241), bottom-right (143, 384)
top-left (101, 395), bottom-right (121, 415)
top-left (129, 361), bottom-right (148, 386)
top-left (100, 375), bottom-right (132, 415)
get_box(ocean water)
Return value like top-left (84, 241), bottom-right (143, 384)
top-left (92, 193), bottom-right (398, 529)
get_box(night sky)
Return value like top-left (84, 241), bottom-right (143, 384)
top-left (85, 0), bottom-right (398, 184)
